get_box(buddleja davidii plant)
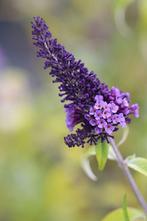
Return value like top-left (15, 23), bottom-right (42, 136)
top-left (31, 16), bottom-right (147, 221)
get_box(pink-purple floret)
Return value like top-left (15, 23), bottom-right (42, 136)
top-left (32, 16), bottom-right (139, 147)
top-left (85, 89), bottom-right (139, 136)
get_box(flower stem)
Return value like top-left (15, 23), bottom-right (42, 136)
top-left (108, 137), bottom-right (147, 215)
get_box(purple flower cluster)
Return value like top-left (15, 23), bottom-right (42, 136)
top-left (32, 16), bottom-right (139, 147)
top-left (85, 88), bottom-right (139, 136)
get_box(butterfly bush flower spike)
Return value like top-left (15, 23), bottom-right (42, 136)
top-left (32, 16), bottom-right (139, 147)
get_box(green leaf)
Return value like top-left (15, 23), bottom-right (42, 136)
top-left (126, 156), bottom-right (147, 177)
top-left (101, 208), bottom-right (145, 221)
top-left (96, 142), bottom-right (109, 171)
top-left (117, 126), bottom-right (129, 147)
top-left (108, 145), bottom-right (116, 160)
top-left (122, 194), bottom-right (130, 221)
top-left (81, 147), bottom-right (97, 181)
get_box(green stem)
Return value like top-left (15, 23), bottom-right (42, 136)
top-left (108, 137), bottom-right (147, 215)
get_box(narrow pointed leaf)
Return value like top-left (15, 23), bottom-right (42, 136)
top-left (122, 194), bottom-right (130, 221)
top-left (126, 157), bottom-right (147, 177)
top-left (96, 142), bottom-right (109, 171)
top-left (81, 157), bottom-right (97, 181)
top-left (101, 208), bottom-right (145, 221)
top-left (108, 144), bottom-right (116, 160)
top-left (117, 126), bottom-right (129, 147)
top-left (81, 147), bottom-right (97, 181)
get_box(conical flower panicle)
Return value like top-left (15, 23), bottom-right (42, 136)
top-left (32, 16), bottom-right (139, 147)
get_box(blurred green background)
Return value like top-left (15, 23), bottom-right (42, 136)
top-left (0, 0), bottom-right (147, 220)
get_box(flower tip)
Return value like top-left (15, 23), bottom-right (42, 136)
top-left (131, 104), bottom-right (139, 118)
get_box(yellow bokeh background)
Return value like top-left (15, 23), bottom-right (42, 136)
top-left (0, 0), bottom-right (147, 220)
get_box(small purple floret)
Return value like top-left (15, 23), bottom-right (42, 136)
top-left (131, 104), bottom-right (139, 118)
top-left (32, 16), bottom-right (139, 147)
top-left (65, 105), bottom-right (82, 131)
